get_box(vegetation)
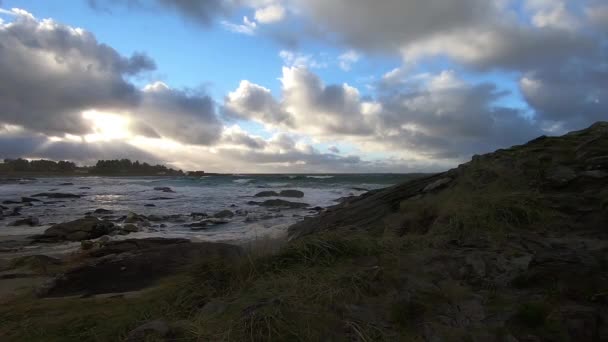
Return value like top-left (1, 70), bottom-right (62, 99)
top-left (0, 122), bottom-right (606, 341)
top-left (0, 158), bottom-right (184, 176)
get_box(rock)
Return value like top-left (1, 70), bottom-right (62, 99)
top-left (33, 217), bottom-right (115, 242)
top-left (9, 255), bottom-right (62, 273)
top-left (213, 210), bottom-right (234, 219)
top-left (310, 206), bottom-right (323, 211)
top-left (545, 166), bottom-right (577, 186)
top-left (149, 197), bottom-right (173, 201)
top-left (580, 170), bottom-right (608, 179)
top-left (423, 177), bottom-right (452, 192)
top-left (206, 218), bottom-right (230, 224)
top-left (549, 305), bottom-right (600, 341)
top-left (124, 212), bottom-right (146, 224)
top-left (94, 208), bottom-right (113, 214)
top-left (352, 187), bottom-right (370, 192)
top-left (2, 200), bottom-right (21, 205)
top-left (144, 204), bottom-right (156, 207)
top-left (32, 193), bottom-right (81, 199)
top-left (59, 182), bottom-right (74, 186)
top-left (21, 197), bottom-right (41, 203)
top-left (258, 199), bottom-right (310, 208)
top-left (585, 155), bottom-right (608, 170)
top-left (279, 190), bottom-right (305, 198)
top-left (255, 191), bottom-right (279, 197)
top-left (153, 187), bottom-right (175, 193)
top-left (81, 240), bottom-right (95, 250)
top-left (186, 221), bottom-right (208, 230)
top-left (79, 187), bottom-right (91, 189)
top-left (127, 320), bottom-right (170, 341)
top-left (41, 240), bottom-right (243, 297)
top-left (122, 224), bottom-right (139, 233)
top-left (9, 216), bottom-right (39, 227)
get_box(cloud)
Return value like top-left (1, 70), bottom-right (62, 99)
top-left (137, 82), bottom-right (223, 145)
top-left (338, 50), bottom-right (360, 71)
top-left (0, 11), bottom-right (223, 147)
top-left (254, 4), bottom-right (285, 23)
top-left (279, 50), bottom-right (327, 69)
top-left (225, 67), bottom-right (542, 160)
top-left (221, 16), bottom-right (257, 35)
top-left (223, 80), bottom-right (292, 126)
top-left (0, 9), bottom-right (154, 136)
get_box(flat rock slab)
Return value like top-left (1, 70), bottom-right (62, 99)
top-left (39, 240), bottom-right (243, 297)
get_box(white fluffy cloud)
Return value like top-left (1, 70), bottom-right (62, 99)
top-left (254, 4), bottom-right (285, 23)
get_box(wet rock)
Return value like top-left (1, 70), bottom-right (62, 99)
top-left (186, 221), bottom-right (208, 230)
top-left (59, 182), bottom-right (74, 186)
top-left (9, 216), bottom-right (39, 227)
top-left (81, 240), bottom-right (95, 250)
top-left (94, 208), bottom-right (113, 214)
top-left (21, 197), bottom-right (41, 203)
top-left (2, 200), bottom-right (21, 205)
top-left (423, 177), bottom-right (452, 192)
top-left (213, 210), bottom-right (234, 219)
top-left (32, 193), bottom-right (81, 199)
top-left (279, 190), bottom-right (305, 198)
top-left (144, 204), bottom-right (156, 207)
top-left (79, 187), bottom-right (91, 189)
top-left (255, 191), bottom-right (279, 197)
top-left (122, 224), bottom-right (139, 233)
top-left (124, 212), bottom-right (147, 224)
top-left (258, 199), bottom-right (310, 208)
top-left (149, 197), bottom-right (173, 201)
top-left (352, 187), bottom-right (370, 192)
top-left (127, 320), bottom-right (170, 341)
top-left (549, 305), bottom-right (601, 341)
top-left (153, 187), bottom-right (175, 193)
top-left (32, 217), bottom-right (116, 242)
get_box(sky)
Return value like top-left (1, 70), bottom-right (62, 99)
top-left (0, 0), bottom-right (606, 173)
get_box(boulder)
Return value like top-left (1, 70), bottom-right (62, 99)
top-left (21, 197), bottom-right (41, 203)
top-left (279, 190), bottom-right (305, 198)
top-left (259, 199), bottom-right (310, 208)
top-left (122, 224), bottom-right (139, 233)
top-left (213, 210), bottom-right (234, 219)
top-left (254, 191), bottom-right (279, 197)
top-left (585, 156), bottom-right (608, 170)
top-left (40, 239), bottom-right (243, 297)
top-left (153, 187), bottom-right (175, 193)
top-left (79, 187), bottom-right (92, 190)
top-left (9, 216), bottom-right (39, 227)
top-left (32, 193), bottom-right (81, 199)
top-left (144, 204), bottom-right (156, 207)
top-left (93, 208), bottom-right (113, 214)
top-left (59, 182), bottom-right (74, 186)
top-left (33, 217), bottom-right (116, 242)
top-left (124, 212), bottom-right (147, 224)
top-left (2, 200), bottom-right (21, 205)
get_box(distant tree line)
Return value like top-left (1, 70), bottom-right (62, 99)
top-left (92, 159), bottom-right (184, 175)
top-left (1, 158), bottom-right (77, 172)
top-left (0, 158), bottom-right (184, 176)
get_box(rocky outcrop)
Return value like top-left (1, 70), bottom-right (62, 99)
top-left (153, 187), bottom-right (175, 193)
top-left (31, 193), bottom-right (81, 199)
top-left (254, 190), bottom-right (305, 198)
top-left (250, 199), bottom-right (310, 209)
top-left (279, 190), bottom-right (304, 198)
top-left (39, 239), bottom-right (243, 297)
top-left (32, 217), bottom-right (116, 242)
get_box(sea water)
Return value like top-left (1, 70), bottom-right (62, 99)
top-left (0, 174), bottom-right (412, 256)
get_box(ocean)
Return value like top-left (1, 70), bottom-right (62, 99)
top-left (0, 174), bottom-right (418, 256)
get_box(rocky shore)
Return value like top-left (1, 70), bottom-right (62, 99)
top-left (1, 122), bottom-right (607, 341)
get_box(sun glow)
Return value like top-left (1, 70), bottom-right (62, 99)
top-left (82, 110), bottom-right (132, 142)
